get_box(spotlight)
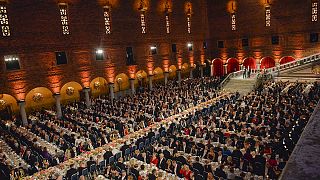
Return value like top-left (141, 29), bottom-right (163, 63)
top-left (96, 49), bottom-right (104, 54)
top-left (187, 43), bottom-right (193, 47)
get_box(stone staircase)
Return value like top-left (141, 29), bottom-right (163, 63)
top-left (223, 78), bottom-right (256, 96)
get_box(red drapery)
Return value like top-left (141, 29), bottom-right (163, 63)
top-left (280, 56), bottom-right (295, 65)
top-left (243, 57), bottom-right (256, 70)
top-left (212, 59), bottom-right (223, 76)
top-left (227, 58), bottom-right (239, 73)
top-left (261, 57), bottom-right (275, 69)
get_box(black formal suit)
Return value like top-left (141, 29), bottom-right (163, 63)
top-left (175, 155), bottom-right (187, 165)
top-left (87, 160), bottom-right (96, 170)
top-left (173, 163), bottom-right (183, 178)
top-left (103, 150), bottom-right (113, 160)
top-left (193, 162), bottom-right (204, 174)
top-left (148, 174), bottom-right (157, 180)
top-left (66, 167), bottom-right (78, 180)
top-left (129, 167), bottom-right (139, 180)
top-left (158, 158), bottom-right (167, 170)
top-left (163, 150), bottom-right (171, 159)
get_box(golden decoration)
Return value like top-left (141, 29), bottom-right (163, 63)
top-left (94, 82), bottom-right (101, 90)
top-left (32, 93), bottom-right (43, 103)
top-left (66, 87), bottom-right (75, 96)
top-left (0, 100), bottom-right (6, 110)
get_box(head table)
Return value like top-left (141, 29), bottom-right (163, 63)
top-left (24, 92), bottom-right (231, 180)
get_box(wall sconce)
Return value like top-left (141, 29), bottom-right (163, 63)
top-left (137, 74), bottom-right (142, 81)
top-left (117, 77), bottom-right (123, 83)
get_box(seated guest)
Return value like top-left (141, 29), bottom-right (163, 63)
top-left (172, 160), bottom-right (182, 178)
top-left (86, 156), bottom-right (96, 170)
top-left (150, 153), bottom-right (159, 166)
top-left (192, 157), bottom-right (204, 174)
top-left (215, 165), bottom-right (227, 179)
top-left (66, 164), bottom-right (78, 180)
top-left (148, 169), bottom-right (157, 180)
top-left (158, 153), bottom-right (166, 170)
top-left (179, 164), bottom-right (192, 180)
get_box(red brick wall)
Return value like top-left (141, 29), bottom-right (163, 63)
top-left (207, 0), bottom-right (320, 62)
top-left (0, 0), bottom-right (208, 100)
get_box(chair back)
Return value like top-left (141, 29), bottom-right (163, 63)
top-left (115, 152), bottom-right (121, 160)
top-left (82, 168), bottom-right (89, 176)
top-left (89, 164), bottom-right (96, 172)
top-left (125, 148), bottom-right (131, 156)
top-left (139, 142), bottom-right (144, 150)
top-left (70, 172), bottom-right (79, 180)
top-left (109, 156), bottom-right (115, 164)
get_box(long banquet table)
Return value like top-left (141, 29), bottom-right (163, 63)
top-left (24, 92), bottom-right (231, 180)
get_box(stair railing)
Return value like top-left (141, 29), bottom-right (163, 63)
top-left (219, 53), bottom-right (320, 89)
top-left (219, 70), bottom-right (244, 89)
top-left (267, 53), bottom-right (320, 76)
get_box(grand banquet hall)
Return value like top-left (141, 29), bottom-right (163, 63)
top-left (0, 0), bottom-right (320, 180)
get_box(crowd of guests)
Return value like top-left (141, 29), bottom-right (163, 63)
top-left (90, 81), bottom-right (318, 180)
top-left (0, 77), bottom-right (221, 179)
top-left (0, 74), bottom-right (319, 179)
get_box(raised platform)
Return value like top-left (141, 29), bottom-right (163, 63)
top-left (280, 101), bottom-right (320, 180)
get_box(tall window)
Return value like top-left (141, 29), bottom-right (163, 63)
top-left (59, 4), bottom-right (70, 35)
top-left (165, 14), bottom-right (170, 34)
top-left (231, 13), bottom-right (236, 31)
top-left (187, 15), bottom-right (191, 34)
top-left (104, 6), bottom-right (111, 34)
top-left (140, 12), bottom-right (146, 34)
top-left (0, 4), bottom-right (10, 37)
top-left (186, 3), bottom-right (192, 34)
top-left (312, 2), bottom-right (318, 22)
top-left (265, 7), bottom-right (271, 26)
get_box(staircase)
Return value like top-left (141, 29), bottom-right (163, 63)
top-left (219, 53), bottom-right (320, 95)
top-left (223, 78), bottom-right (256, 96)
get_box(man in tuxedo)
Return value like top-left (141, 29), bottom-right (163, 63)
top-left (66, 164), bottom-right (78, 179)
top-left (129, 164), bottom-right (140, 180)
top-left (158, 153), bottom-right (166, 170)
top-left (148, 169), bottom-right (157, 180)
top-left (103, 148), bottom-right (113, 160)
top-left (120, 170), bottom-right (127, 180)
top-left (29, 162), bottom-right (41, 175)
top-left (116, 158), bottom-right (126, 170)
top-left (215, 165), bottom-right (227, 179)
top-left (172, 160), bottom-right (182, 178)
top-left (175, 153), bottom-right (187, 165)
top-left (23, 150), bottom-right (37, 166)
top-left (192, 157), bottom-right (204, 174)
top-left (86, 156), bottom-right (96, 171)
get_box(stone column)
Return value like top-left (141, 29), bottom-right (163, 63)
top-left (177, 70), bottom-right (182, 85)
top-left (224, 64), bottom-right (228, 75)
top-left (210, 65), bottom-right (213, 76)
top-left (108, 83), bottom-right (115, 101)
top-left (53, 93), bottom-right (62, 118)
top-left (240, 64), bottom-right (244, 71)
top-left (129, 78), bottom-right (135, 95)
top-left (189, 68), bottom-right (194, 79)
top-left (83, 87), bottom-right (91, 108)
top-left (18, 101), bottom-right (28, 126)
top-left (148, 75), bottom-right (153, 90)
top-left (164, 72), bottom-right (169, 86)
top-left (200, 66), bottom-right (204, 77)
